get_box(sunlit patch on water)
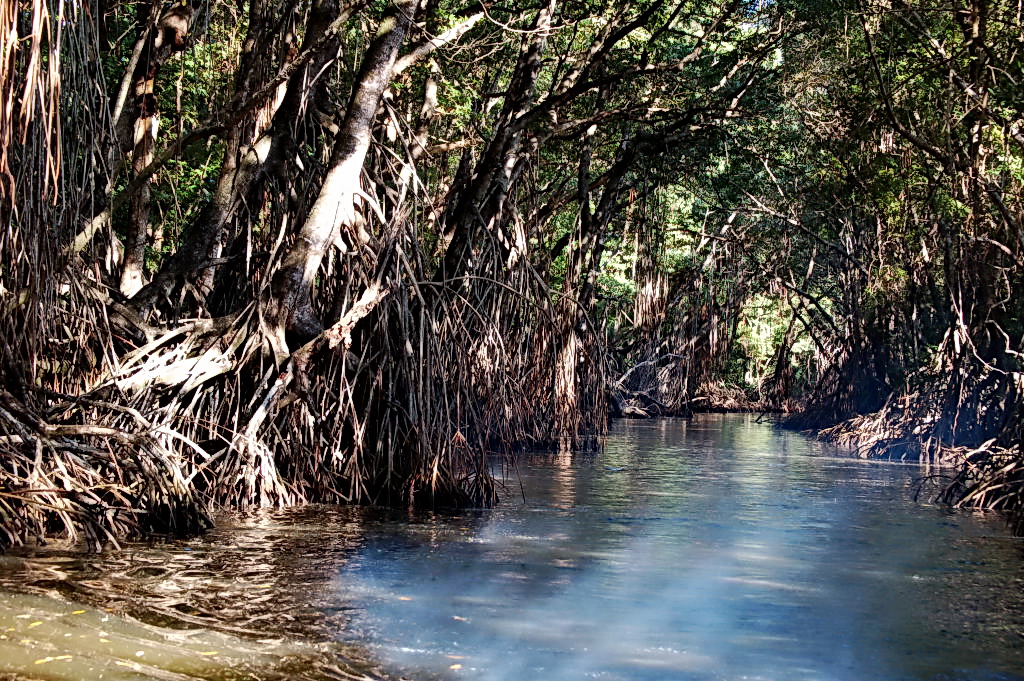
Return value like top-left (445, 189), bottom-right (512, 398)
top-left (338, 415), bottom-right (1024, 681)
top-left (0, 591), bottom-right (322, 681)
top-left (0, 509), bottom-right (388, 681)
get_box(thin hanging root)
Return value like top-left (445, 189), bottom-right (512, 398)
top-left (1, 0), bottom-right (661, 547)
top-left (0, 418), bottom-right (211, 549)
top-left (947, 447), bottom-right (1024, 517)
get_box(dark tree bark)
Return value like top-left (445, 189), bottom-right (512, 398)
top-left (119, 1), bottom-right (196, 295)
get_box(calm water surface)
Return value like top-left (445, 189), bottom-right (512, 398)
top-left (2, 415), bottom-right (1023, 681)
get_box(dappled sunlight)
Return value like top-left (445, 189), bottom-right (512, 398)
top-left (0, 591), bottom-right (333, 681)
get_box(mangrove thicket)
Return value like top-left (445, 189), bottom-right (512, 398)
top-left (0, 0), bottom-right (1021, 547)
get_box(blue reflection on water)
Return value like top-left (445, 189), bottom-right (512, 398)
top-left (338, 415), bottom-right (1024, 681)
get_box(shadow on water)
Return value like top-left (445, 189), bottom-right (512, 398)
top-left (2, 415), bottom-right (1024, 681)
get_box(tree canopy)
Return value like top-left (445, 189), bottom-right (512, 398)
top-left (0, 0), bottom-right (1021, 547)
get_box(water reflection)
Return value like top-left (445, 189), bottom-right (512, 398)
top-left (0, 508), bottom-right (389, 680)
top-left (0, 415), bottom-right (1022, 681)
top-left (0, 590), bottom-right (311, 681)
top-left (342, 415), bottom-right (1024, 681)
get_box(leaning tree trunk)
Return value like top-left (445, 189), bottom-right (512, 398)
top-left (120, 1), bottom-right (195, 296)
top-left (269, 0), bottom-right (415, 351)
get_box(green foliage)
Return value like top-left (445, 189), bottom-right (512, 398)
top-left (150, 145), bottom-right (224, 260)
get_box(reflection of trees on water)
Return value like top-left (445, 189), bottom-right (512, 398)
top-left (0, 507), bottom-right (422, 680)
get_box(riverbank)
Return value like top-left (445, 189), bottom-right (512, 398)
top-left (783, 399), bottom-right (1024, 535)
top-left (611, 380), bottom-right (796, 419)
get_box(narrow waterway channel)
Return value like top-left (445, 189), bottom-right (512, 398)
top-left (2, 415), bottom-right (1023, 681)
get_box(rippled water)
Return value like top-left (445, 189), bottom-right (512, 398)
top-left (2, 415), bottom-right (1024, 681)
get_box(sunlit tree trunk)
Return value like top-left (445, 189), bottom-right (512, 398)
top-left (433, 0), bottom-right (558, 285)
top-left (121, 107), bottom-right (158, 295)
top-left (130, 0), bottom-right (353, 313)
top-left (270, 0), bottom-right (416, 347)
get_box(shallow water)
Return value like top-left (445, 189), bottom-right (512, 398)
top-left (2, 415), bottom-right (1024, 681)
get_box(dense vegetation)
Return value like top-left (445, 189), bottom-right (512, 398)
top-left (0, 0), bottom-right (1020, 548)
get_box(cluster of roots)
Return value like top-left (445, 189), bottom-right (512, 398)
top-left (791, 342), bottom-right (1023, 532)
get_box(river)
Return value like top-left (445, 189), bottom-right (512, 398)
top-left (2, 415), bottom-right (1023, 680)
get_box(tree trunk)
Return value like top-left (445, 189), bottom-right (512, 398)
top-left (130, 0), bottom-right (351, 313)
top-left (118, 2), bottom-right (195, 295)
top-left (120, 109), bottom-right (158, 295)
top-left (432, 0), bottom-right (558, 285)
top-left (270, 0), bottom-right (416, 347)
